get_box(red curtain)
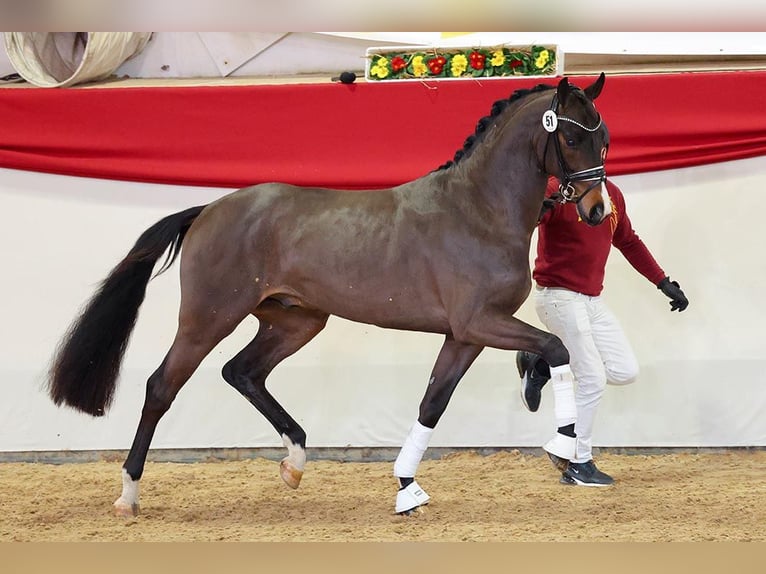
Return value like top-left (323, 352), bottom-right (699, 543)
top-left (1, 71), bottom-right (765, 189)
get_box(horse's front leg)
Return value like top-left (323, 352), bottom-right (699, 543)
top-left (459, 312), bottom-right (578, 471)
top-left (393, 336), bottom-right (483, 515)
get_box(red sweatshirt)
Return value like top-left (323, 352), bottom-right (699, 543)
top-left (533, 178), bottom-right (666, 296)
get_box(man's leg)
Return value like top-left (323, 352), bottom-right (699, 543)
top-left (588, 296), bottom-right (639, 387)
top-left (534, 288), bottom-right (612, 485)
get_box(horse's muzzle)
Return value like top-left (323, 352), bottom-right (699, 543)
top-left (577, 200), bottom-right (607, 227)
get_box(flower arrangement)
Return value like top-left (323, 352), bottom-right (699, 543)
top-left (366, 44), bottom-right (558, 81)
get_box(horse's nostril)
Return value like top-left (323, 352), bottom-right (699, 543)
top-left (590, 204), bottom-right (604, 223)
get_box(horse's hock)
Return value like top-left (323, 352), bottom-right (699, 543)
top-left (3, 32), bottom-right (151, 88)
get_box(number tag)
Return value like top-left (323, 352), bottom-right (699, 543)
top-left (542, 110), bottom-right (558, 133)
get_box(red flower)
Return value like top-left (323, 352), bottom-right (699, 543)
top-left (391, 56), bottom-right (407, 73)
top-left (427, 56), bottom-right (446, 74)
top-left (510, 58), bottom-right (523, 68)
top-left (469, 51), bottom-right (485, 70)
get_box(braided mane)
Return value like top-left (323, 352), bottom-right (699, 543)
top-left (436, 83), bottom-right (555, 171)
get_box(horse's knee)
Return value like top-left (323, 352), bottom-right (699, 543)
top-left (418, 381), bottom-right (450, 428)
top-left (540, 335), bottom-right (569, 367)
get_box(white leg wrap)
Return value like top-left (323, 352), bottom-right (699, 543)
top-left (393, 421), bottom-right (434, 478)
top-left (395, 480), bottom-right (430, 513)
top-left (550, 364), bottom-right (577, 427)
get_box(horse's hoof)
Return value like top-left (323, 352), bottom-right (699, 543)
top-left (280, 459), bottom-right (303, 489)
top-left (113, 499), bottom-right (139, 518)
top-left (397, 505), bottom-right (426, 517)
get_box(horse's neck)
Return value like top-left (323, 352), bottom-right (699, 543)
top-left (453, 123), bottom-right (547, 231)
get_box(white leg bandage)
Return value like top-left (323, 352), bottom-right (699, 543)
top-left (550, 364), bottom-right (577, 427)
top-left (543, 364), bottom-right (578, 460)
top-left (393, 421), bottom-right (434, 478)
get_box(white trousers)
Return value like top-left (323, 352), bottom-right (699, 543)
top-left (534, 286), bottom-right (639, 463)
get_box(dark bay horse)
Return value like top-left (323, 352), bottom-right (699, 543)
top-left (48, 74), bottom-right (611, 516)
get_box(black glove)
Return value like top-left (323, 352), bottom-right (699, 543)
top-left (657, 276), bottom-right (688, 312)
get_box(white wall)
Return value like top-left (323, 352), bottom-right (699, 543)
top-left (3, 31), bottom-right (764, 455)
top-left (1, 156), bottom-right (764, 453)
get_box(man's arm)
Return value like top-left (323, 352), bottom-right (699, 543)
top-left (610, 184), bottom-right (689, 312)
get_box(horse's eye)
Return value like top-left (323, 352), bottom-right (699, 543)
top-left (565, 138), bottom-right (576, 147)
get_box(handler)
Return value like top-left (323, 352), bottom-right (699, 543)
top-left (518, 176), bottom-right (688, 486)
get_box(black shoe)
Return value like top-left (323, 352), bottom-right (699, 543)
top-left (561, 460), bottom-right (614, 487)
top-left (516, 351), bottom-right (550, 412)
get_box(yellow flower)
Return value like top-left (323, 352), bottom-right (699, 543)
top-left (411, 55), bottom-right (427, 77)
top-left (490, 49), bottom-right (505, 67)
top-left (370, 57), bottom-right (390, 79)
top-left (535, 49), bottom-right (550, 69)
top-left (450, 54), bottom-right (468, 77)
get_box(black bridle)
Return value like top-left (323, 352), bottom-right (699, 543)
top-left (543, 94), bottom-right (606, 205)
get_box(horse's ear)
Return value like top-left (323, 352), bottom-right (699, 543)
top-left (584, 72), bottom-right (606, 101)
top-left (557, 77), bottom-right (571, 107)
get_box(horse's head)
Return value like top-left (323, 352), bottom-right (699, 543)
top-left (541, 73), bottom-right (611, 226)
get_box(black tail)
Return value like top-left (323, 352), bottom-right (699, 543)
top-left (47, 205), bottom-right (206, 416)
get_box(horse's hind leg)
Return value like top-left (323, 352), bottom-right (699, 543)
top-left (114, 311), bottom-right (245, 517)
top-left (221, 300), bottom-right (329, 489)
top-left (394, 335), bottom-right (483, 515)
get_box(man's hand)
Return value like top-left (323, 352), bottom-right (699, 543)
top-left (657, 277), bottom-right (689, 312)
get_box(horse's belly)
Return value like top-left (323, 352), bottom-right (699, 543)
top-left (312, 290), bottom-right (451, 335)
